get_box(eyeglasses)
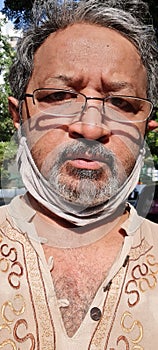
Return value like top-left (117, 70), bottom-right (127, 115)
top-left (24, 88), bottom-right (153, 123)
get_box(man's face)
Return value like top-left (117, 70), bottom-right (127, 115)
top-left (21, 23), bottom-right (148, 207)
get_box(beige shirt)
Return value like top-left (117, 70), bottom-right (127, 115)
top-left (0, 196), bottom-right (158, 349)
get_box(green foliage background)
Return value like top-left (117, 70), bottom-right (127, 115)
top-left (0, 19), bottom-right (15, 141)
top-left (0, 19), bottom-right (16, 187)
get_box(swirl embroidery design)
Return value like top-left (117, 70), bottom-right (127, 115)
top-left (0, 230), bottom-right (36, 349)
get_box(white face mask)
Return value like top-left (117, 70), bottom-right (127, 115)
top-left (16, 130), bottom-right (145, 227)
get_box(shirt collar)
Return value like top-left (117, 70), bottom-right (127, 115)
top-left (7, 196), bottom-right (143, 241)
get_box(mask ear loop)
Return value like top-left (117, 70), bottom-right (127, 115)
top-left (138, 103), bottom-right (154, 158)
top-left (18, 99), bottom-right (27, 138)
top-left (139, 146), bottom-right (145, 156)
top-left (144, 103), bottom-right (155, 135)
top-left (18, 100), bottom-right (23, 126)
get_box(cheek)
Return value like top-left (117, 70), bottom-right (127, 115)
top-left (21, 104), bottom-right (70, 150)
top-left (109, 127), bottom-right (143, 182)
top-left (27, 129), bottom-right (67, 170)
top-left (108, 120), bottom-right (145, 156)
top-left (111, 134), bottom-right (139, 164)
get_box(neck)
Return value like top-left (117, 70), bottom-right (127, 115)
top-left (23, 192), bottom-right (128, 248)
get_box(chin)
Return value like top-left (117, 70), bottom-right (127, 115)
top-left (49, 165), bottom-right (119, 207)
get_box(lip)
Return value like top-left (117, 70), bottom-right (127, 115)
top-left (63, 151), bottom-right (112, 170)
top-left (65, 151), bottom-right (109, 163)
top-left (69, 158), bottom-right (103, 170)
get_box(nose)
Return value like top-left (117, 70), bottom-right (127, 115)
top-left (68, 104), bottom-right (112, 141)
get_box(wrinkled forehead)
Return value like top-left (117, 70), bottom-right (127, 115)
top-left (28, 23), bottom-right (147, 96)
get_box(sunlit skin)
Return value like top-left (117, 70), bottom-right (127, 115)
top-left (9, 23), bottom-right (148, 209)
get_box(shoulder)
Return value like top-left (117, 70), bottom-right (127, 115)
top-left (140, 217), bottom-right (157, 233)
top-left (0, 195), bottom-right (28, 227)
top-left (139, 217), bottom-right (158, 249)
top-left (124, 205), bottom-right (158, 248)
top-left (0, 204), bottom-right (8, 225)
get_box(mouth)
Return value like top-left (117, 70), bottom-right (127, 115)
top-left (68, 156), bottom-right (105, 170)
top-left (63, 151), bottom-right (114, 170)
top-left (48, 141), bottom-right (119, 205)
top-left (52, 140), bottom-right (116, 178)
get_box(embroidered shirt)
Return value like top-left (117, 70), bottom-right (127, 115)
top-left (0, 196), bottom-right (157, 349)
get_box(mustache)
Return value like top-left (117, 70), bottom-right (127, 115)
top-left (56, 139), bottom-right (116, 168)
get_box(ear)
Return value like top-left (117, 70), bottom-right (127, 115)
top-left (8, 96), bottom-right (20, 129)
top-left (147, 119), bottom-right (158, 132)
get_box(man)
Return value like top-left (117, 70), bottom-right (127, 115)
top-left (0, 0), bottom-right (158, 348)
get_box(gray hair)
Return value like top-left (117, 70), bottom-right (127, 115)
top-left (9, 0), bottom-right (158, 103)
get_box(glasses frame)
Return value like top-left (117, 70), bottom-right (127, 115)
top-left (23, 88), bottom-right (154, 123)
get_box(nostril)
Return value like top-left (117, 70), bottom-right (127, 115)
top-left (69, 130), bottom-right (84, 139)
top-left (97, 134), bottom-right (110, 143)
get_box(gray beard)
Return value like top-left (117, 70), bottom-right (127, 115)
top-left (16, 134), bottom-right (144, 225)
top-left (48, 140), bottom-right (119, 207)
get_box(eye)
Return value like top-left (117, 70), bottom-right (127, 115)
top-left (35, 90), bottom-right (77, 104)
top-left (44, 91), bottom-right (69, 103)
top-left (108, 96), bottom-right (138, 113)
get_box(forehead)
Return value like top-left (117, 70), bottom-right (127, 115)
top-left (29, 23), bottom-right (147, 95)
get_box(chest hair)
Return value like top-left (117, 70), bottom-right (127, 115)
top-left (43, 234), bottom-right (123, 337)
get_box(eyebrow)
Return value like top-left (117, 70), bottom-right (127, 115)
top-left (46, 75), bottom-right (134, 92)
top-left (48, 75), bottom-right (74, 84)
top-left (101, 80), bottom-right (134, 92)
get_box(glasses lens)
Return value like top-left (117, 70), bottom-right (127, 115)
top-left (33, 89), bottom-right (85, 116)
top-left (105, 96), bottom-right (152, 122)
top-left (32, 90), bottom-right (152, 122)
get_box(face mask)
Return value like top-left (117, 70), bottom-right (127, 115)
top-left (17, 132), bottom-right (145, 227)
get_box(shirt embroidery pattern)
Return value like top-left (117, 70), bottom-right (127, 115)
top-left (0, 220), bottom-right (55, 349)
top-left (0, 216), bottom-right (157, 349)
